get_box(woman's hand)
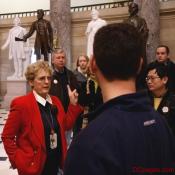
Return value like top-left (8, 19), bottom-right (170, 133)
top-left (67, 85), bottom-right (79, 106)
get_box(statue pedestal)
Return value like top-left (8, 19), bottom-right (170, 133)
top-left (2, 79), bottom-right (28, 109)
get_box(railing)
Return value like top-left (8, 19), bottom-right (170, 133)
top-left (0, 1), bottom-right (131, 19)
top-left (71, 1), bottom-right (131, 12)
top-left (0, 0), bottom-right (173, 19)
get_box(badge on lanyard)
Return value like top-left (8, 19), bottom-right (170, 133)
top-left (50, 131), bottom-right (57, 149)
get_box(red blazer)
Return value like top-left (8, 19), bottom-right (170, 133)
top-left (1, 92), bottom-right (82, 175)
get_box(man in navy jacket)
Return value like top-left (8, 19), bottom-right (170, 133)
top-left (64, 23), bottom-right (175, 175)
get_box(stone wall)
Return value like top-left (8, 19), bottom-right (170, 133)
top-left (0, 1), bottom-right (175, 99)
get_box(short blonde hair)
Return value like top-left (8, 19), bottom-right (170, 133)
top-left (25, 60), bottom-right (52, 81)
top-left (52, 48), bottom-right (65, 59)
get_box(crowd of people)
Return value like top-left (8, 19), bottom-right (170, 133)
top-left (1, 48), bottom-right (103, 175)
top-left (1, 3), bottom-right (175, 175)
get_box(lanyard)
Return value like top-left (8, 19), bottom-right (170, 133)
top-left (41, 103), bottom-right (55, 134)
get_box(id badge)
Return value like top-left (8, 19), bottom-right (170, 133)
top-left (50, 133), bottom-right (57, 149)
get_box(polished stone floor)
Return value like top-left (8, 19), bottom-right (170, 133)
top-left (0, 109), bottom-right (18, 175)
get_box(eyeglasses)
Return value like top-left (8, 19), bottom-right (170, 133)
top-left (145, 76), bottom-right (160, 82)
top-left (36, 76), bottom-right (51, 82)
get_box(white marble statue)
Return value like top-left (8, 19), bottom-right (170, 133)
top-left (85, 9), bottom-right (107, 58)
top-left (1, 17), bottom-right (31, 80)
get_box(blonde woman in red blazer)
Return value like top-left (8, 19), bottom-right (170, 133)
top-left (1, 61), bottom-right (82, 175)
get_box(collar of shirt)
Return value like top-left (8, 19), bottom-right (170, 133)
top-left (33, 90), bottom-right (52, 106)
top-left (77, 67), bottom-right (87, 77)
top-left (55, 67), bottom-right (65, 74)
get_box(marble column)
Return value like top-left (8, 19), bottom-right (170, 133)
top-left (50, 0), bottom-right (72, 69)
top-left (141, 0), bottom-right (160, 63)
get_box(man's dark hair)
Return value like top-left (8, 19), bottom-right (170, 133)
top-left (157, 45), bottom-right (170, 55)
top-left (146, 62), bottom-right (168, 79)
top-left (93, 23), bottom-right (142, 81)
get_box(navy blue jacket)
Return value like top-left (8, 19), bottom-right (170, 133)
top-left (64, 91), bottom-right (175, 175)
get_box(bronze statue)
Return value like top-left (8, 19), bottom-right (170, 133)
top-left (23, 9), bottom-right (53, 61)
top-left (124, 2), bottom-right (149, 90)
top-left (124, 2), bottom-right (149, 61)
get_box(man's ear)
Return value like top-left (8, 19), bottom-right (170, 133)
top-left (162, 76), bottom-right (168, 85)
top-left (137, 57), bottom-right (143, 75)
top-left (90, 55), bottom-right (97, 74)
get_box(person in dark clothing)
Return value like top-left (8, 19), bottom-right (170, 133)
top-left (73, 55), bottom-right (103, 136)
top-left (74, 55), bottom-right (104, 136)
top-left (73, 55), bottom-right (89, 87)
top-left (64, 23), bottom-right (175, 175)
top-left (81, 71), bottom-right (103, 121)
top-left (50, 49), bottom-right (79, 112)
top-left (73, 55), bottom-right (89, 136)
top-left (146, 63), bottom-right (175, 136)
top-left (73, 55), bottom-right (89, 111)
top-left (147, 45), bottom-right (175, 92)
top-left (74, 73), bottom-right (103, 135)
top-left (23, 9), bottom-right (53, 61)
top-left (49, 49), bottom-right (79, 146)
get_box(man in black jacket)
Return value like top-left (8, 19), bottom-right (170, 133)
top-left (146, 63), bottom-right (175, 136)
top-left (50, 49), bottom-right (78, 112)
top-left (50, 49), bottom-right (79, 146)
top-left (64, 23), bottom-right (175, 175)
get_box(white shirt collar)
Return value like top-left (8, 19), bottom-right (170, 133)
top-left (77, 67), bottom-right (87, 77)
top-left (33, 90), bottom-right (52, 106)
top-left (55, 67), bottom-right (64, 73)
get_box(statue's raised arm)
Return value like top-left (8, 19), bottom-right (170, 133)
top-left (1, 17), bottom-right (31, 80)
top-left (23, 9), bottom-right (53, 61)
